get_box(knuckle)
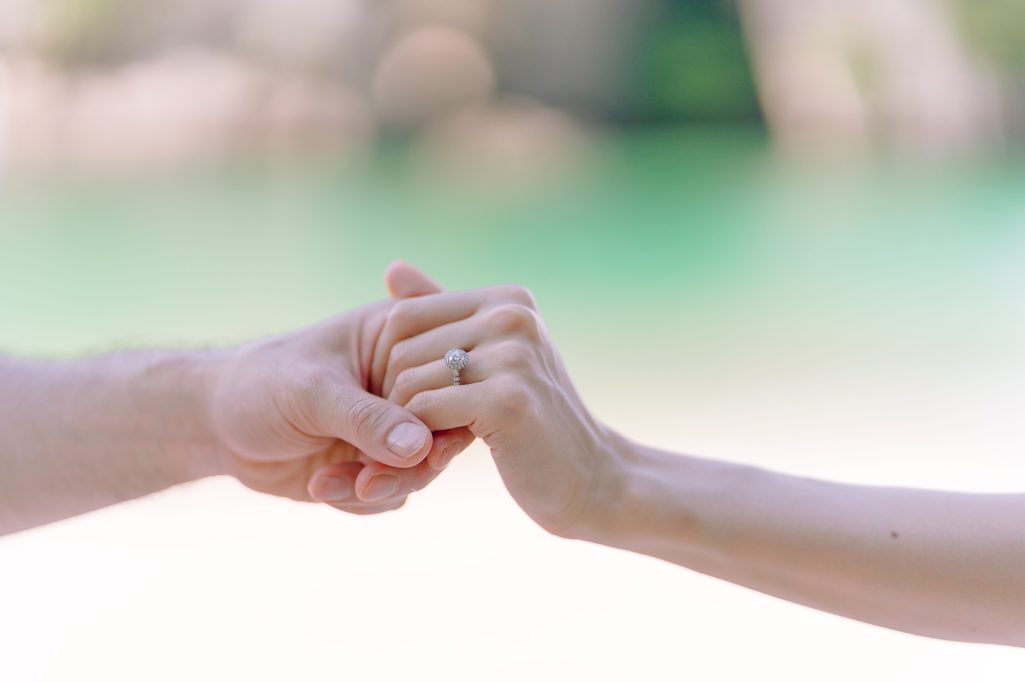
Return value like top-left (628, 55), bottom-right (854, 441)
top-left (347, 395), bottom-right (390, 438)
top-left (405, 391), bottom-right (433, 416)
top-left (487, 303), bottom-right (539, 338)
top-left (493, 339), bottom-right (533, 372)
top-left (496, 284), bottom-right (537, 309)
top-left (387, 340), bottom-right (410, 372)
top-left (493, 375), bottom-right (533, 422)
top-left (386, 300), bottom-right (414, 334)
top-left (391, 366), bottom-right (417, 401)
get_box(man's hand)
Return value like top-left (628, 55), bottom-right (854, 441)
top-left (210, 264), bottom-right (474, 514)
top-left (0, 263), bottom-right (475, 535)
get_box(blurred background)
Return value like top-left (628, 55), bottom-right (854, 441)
top-left (2, 1), bottom-right (1025, 681)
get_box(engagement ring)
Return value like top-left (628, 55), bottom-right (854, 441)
top-left (444, 348), bottom-right (470, 386)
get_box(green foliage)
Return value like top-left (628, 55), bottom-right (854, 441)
top-left (42, 0), bottom-right (132, 64)
top-left (948, 0), bottom-right (1025, 70)
top-left (632, 0), bottom-right (760, 122)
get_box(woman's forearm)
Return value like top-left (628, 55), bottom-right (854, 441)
top-left (583, 433), bottom-right (1025, 647)
top-left (361, 275), bottom-right (1025, 647)
top-left (0, 352), bottom-right (224, 536)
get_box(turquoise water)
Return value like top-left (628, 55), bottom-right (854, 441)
top-left (3, 127), bottom-right (1024, 683)
top-left (1, 127), bottom-right (1023, 365)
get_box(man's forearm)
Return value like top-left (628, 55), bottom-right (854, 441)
top-left (0, 351), bottom-right (225, 536)
top-left (585, 433), bottom-right (1025, 647)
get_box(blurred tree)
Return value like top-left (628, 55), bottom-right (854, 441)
top-left (949, 0), bottom-right (1025, 70)
top-left (487, 0), bottom-right (759, 124)
top-left (632, 0), bottom-right (760, 123)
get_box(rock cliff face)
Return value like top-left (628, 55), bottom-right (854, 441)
top-left (738, 0), bottom-right (1006, 157)
top-left (0, 0), bottom-right (1018, 175)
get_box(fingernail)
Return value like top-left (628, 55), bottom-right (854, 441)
top-left (362, 473), bottom-right (400, 502)
top-left (386, 422), bottom-right (429, 459)
top-left (312, 475), bottom-right (353, 502)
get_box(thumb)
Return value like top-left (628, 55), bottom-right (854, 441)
top-left (385, 260), bottom-right (443, 298)
top-left (306, 380), bottom-right (433, 467)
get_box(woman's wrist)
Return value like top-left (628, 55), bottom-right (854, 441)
top-left (562, 428), bottom-right (646, 545)
top-left (569, 431), bottom-right (742, 568)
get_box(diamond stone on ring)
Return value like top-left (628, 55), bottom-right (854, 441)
top-left (444, 348), bottom-right (470, 386)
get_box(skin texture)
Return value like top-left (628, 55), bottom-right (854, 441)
top-left (0, 266), bottom-right (473, 536)
top-left (5, 261), bottom-right (1025, 646)
top-left (381, 267), bottom-right (1025, 648)
top-left (369, 282), bottom-right (613, 536)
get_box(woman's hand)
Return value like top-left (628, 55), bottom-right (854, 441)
top-left (209, 268), bottom-right (474, 514)
top-left (367, 272), bottom-right (619, 537)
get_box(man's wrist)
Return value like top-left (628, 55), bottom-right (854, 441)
top-left (113, 348), bottom-right (233, 484)
top-left (172, 349), bottom-right (233, 482)
top-left (0, 349), bottom-right (234, 534)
